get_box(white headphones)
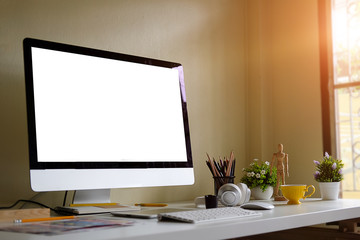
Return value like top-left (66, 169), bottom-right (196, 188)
top-left (217, 183), bottom-right (251, 207)
top-left (194, 183), bottom-right (251, 208)
top-left (217, 183), bottom-right (241, 206)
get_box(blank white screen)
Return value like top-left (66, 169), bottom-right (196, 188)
top-left (31, 47), bottom-right (187, 162)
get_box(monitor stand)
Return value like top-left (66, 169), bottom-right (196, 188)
top-left (73, 189), bottom-right (111, 204)
top-left (55, 189), bottom-right (139, 214)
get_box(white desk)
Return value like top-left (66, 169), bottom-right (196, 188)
top-left (1, 198), bottom-right (360, 240)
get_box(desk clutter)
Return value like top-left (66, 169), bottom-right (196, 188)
top-left (0, 208), bottom-right (50, 223)
top-left (55, 203), bottom-right (140, 215)
top-left (203, 146), bottom-right (315, 207)
top-left (0, 216), bottom-right (134, 235)
top-left (0, 206), bottom-right (135, 235)
top-left (205, 151), bottom-right (251, 207)
top-left (0, 144), bottom-right (345, 238)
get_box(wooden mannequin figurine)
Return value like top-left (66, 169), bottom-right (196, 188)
top-left (270, 143), bottom-right (289, 201)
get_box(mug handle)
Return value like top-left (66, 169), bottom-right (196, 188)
top-left (303, 185), bottom-right (315, 199)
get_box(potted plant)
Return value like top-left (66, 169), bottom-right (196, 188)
top-left (240, 159), bottom-right (277, 200)
top-left (313, 152), bottom-right (344, 200)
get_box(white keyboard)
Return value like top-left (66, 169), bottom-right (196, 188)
top-left (158, 207), bottom-right (262, 223)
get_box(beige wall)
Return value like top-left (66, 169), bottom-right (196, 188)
top-left (246, 0), bottom-right (324, 194)
top-left (0, 0), bottom-right (324, 207)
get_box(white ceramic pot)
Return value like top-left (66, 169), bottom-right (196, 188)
top-left (251, 186), bottom-right (273, 200)
top-left (319, 182), bottom-right (340, 200)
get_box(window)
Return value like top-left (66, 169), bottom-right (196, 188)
top-left (330, 0), bottom-right (360, 195)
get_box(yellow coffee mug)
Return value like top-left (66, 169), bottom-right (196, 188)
top-left (280, 184), bottom-right (315, 205)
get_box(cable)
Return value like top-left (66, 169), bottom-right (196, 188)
top-left (72, 190), bottom-right (77, 204)
top-left (0, 199), bottom-right (56, 212)
top-left (63, 191), bottom-right (68, 207)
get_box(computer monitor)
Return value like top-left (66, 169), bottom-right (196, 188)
top-left (23, 38), bottom-right (194, 203)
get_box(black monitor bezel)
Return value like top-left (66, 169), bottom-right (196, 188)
top-left (23, 38), bottom-right (193, 170)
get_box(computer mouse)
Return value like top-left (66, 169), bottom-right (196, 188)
top-left (241, 202), bottom-right (274, 210)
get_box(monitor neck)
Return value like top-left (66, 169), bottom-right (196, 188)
top-left (72, 189), bottom-right (111, 204)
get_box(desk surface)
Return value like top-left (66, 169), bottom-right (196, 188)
top-left (1, 198), bottom-right (360, 240)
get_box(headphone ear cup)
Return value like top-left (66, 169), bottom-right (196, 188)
top-left (217, 183), bottom-right (241, 207)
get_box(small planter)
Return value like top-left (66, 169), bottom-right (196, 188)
top-left (251, 186), bottom-right (273, 200)
top-left (319, 182), bottom-right (340, 200)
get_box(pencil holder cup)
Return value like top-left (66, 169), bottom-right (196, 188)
top-left (213, 176), bottom-right (235, 195)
